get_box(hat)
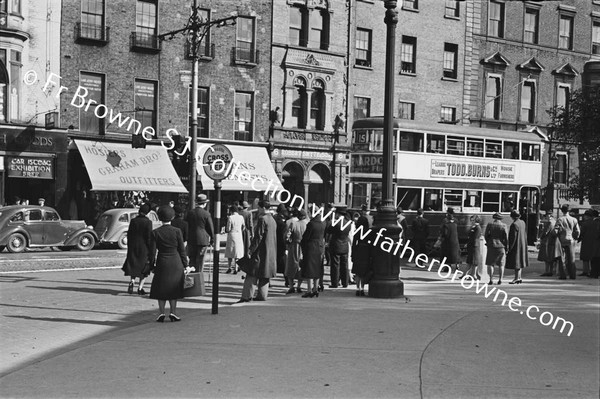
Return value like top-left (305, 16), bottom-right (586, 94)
top-left (446, 207), bottom-right (455, 215)
top-left (493, 212), bottom-right (503, 220)
top-left (584, 209), bottom-right (594, 217)
top-left (173, 205), bottom-right (184, 215)
top-left (242, 201), bottom-right (250, 209)
top-left (38, 198), bottom-right (45, 202)
top-left (334, 203), bottom-right (348, 213)
top-left (259, 200), bottom-right (271, 209)
top-left (510, 209), bottom-right (521, 219)
top-left (361, 204), bottom-right (368, 211)
top-left (139, 204), bottom-right (151, 215)
top-left (298, 209), bottom-right (307, 219)
top-left (157, 205), bottom-right (175, 222)
top-left (196, 194), bottom-right (209, 204)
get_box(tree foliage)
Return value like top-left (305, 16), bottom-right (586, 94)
top-left (546, 86), bottom-right (600, 204)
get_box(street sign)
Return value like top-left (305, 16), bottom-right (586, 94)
top-left (202, 144), bottom-right (233, 181)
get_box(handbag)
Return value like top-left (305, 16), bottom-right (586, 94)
top-left (183, 272), bottom-right (206, 297)
top-left (237, 254), bottom-right (260, 276)
top-left (433, 237), bottom-right (442, 249)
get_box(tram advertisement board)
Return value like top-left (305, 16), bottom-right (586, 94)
top-left (351, 154), bottom-right (396, 174)
top-left (430, 160), bottom-right (515, 181)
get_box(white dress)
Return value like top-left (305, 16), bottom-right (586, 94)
top-left (225, 213), bottom-right (245, 259)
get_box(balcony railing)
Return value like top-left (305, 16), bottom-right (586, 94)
top-left (231, 47), bottom-right (259, 65)
top-left (184, 41), bottom-right (215, 60)
top-left (75, 22), bottom-right (110, 45)
top-left (130, 32), bottom-right (161, 53)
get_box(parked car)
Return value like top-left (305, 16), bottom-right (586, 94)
top-left (94, 208), bottom-right (161, 249)
top-left (0, 205), bottom-right (97, 253)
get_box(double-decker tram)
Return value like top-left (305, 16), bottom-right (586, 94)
top-left (348, 118), bottom-right (544, 247)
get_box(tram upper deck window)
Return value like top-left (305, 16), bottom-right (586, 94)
top-left (503, 141), bottom-right (519, 159)
top-left (396, 187), bottom-right (422, 210)
top-left (482, 192), bottom-right (500, 212)
top-left (444, 189), bottom-right (463, 210)
top-left (485, 140), bottom-right (502, 158)
top-left (467, 138), bottom-right (484, 157)
top-left (424, 189), bottom-right (443, 211)
top-left (372, 130), bottom-right (384, 151)
top-left (427, 134), bottom-right (445, 154)
top-left (521, 143), bottom-right (540, 161)
top-left (399, 131), bottom-right (424, 152)
top-left (447, 136), bottom-right (465, 155)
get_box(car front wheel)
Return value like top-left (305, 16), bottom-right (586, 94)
top-left (7, 233), bottom-right (27, 253)
top-left (76, 233), bottom-right (95, 251)
top-left (117, 233), bottom-right (128, 249)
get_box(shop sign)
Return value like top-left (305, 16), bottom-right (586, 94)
top-left (279, 149), bottom-right (331, 160)
top-left (351, 154), bottom-right (396, 174)
top-left (430, 160), bottom-right (515, 181)
top-left (7, 156), bottom-right (54, 179)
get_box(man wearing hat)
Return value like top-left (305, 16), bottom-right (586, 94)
top-left (186, 194), bottom-right (214, 274)
top-left (239, 200), bottom-right (277, 302)
top-left (239, 200), bottom-right (254, 257)
top-left (38, 198), bottom-right (46, 207)
top-left (484, 212), bottom-right (508, 285)
top-left (506, 209), bottom-right (529, 284)
top-left (326, 204), bottom-right (352, 288)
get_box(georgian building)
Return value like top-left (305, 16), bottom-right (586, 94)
top-left (463, 0), bottom-right (598, 212)
top-left (0, 0), bottom-right (65, 208)
top-left (57, 0), bottom-right (273, 221)
top-left (269, 0), bottom-right (350, 206)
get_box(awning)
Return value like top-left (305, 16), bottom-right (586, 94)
top-left (196, 144), bottom-right (282, 191)
top-left (75, 139), bottom-right (187, 193)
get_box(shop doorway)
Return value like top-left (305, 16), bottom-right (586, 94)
top-left (308, 164), bottom-right (331, 206)
top-left (282, 161), bottom-right (304, 200)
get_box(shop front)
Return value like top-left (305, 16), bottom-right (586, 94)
top-left (66, 138), bottom-right (187, 225)
top-left (0, 126), bottom-right (68, 210)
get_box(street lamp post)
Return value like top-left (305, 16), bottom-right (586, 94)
top-left (369, 1), bottom-right (403, 298)
top-left (158, 2), bottom-right (236, 210)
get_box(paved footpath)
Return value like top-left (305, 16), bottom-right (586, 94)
top-left (1, 256), bottom-right (598, 399)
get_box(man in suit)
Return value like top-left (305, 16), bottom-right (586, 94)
top-left (556, 204), bottom-right (580, 280)
top-left (589, 209), bottom-right (600, 279)
top-left (327, 204), bottom-right (352, 288)
top-left (485, 212), bottom-right (508, 285)
top-left (238, 200), bottom-right (277, 302)
top-left (186, 194), bottom-right (214, 273)
top-left (411, 208), bottom-right (429, 256)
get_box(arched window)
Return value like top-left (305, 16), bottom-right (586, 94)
top-left (310, 79), bottom-right (325, 130)
top-left (292, 76), bottom-right (307, 129)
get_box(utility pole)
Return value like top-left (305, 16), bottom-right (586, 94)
top-left (158, 2), bottom-right (236, 210)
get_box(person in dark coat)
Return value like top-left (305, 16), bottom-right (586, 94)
top-left (326, 204), bottom-right (352, 288)
top-left (171, 206), bottom-right (189, 244)
top-left (589, 210), bottom-right (600, 279)
top-left (149, 206), bottom-right (188, 322)
top-left (464, 215), bottom-right (482, 279)
top-left (537, 209), bottom-right (562, 277)
top-left (485, 212), bottom-right (508, 285)
top-left (186, 194), bottom-right (214, 273)
top-left (239, 201), bottom-right (253, 257)
top-left (238, 200), bottom-right (278, 302)
top-left (440, 207), bottom-right (461, 273)
top-left (300, 208), bottom-right (326, 297)
top-left (411, 208), bottom-right (429, 256)
top-left (351, 209), bottom-right (372, 296)
top-left (577, 209), bottom-right (595, 277)
top-left (122, 204), bottom-right (153, 295)
top-left (506, 209), bottom-right (529, 284)
top-left (273, 203), bottom-right (289, 277)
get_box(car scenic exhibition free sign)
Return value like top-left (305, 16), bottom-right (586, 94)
top-left (202, 144), bottom-right (233, 181)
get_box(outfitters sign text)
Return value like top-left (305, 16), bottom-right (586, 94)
top-left (430, 160), bottom-right (515, 182)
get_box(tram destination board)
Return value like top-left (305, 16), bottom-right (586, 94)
top-left (202, 144), bottom-right (233, 181)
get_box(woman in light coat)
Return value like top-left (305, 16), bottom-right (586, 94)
top-left (225, 205), bottom-right (245, 274)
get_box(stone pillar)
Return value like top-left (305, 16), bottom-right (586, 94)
top-left (305, 88), bottom-right (314, 129)
top-left (303, 180), bottom-right (310, 210)
top-left (324, 91), bottom-right (334, 132)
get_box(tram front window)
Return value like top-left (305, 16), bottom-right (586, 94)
top-left (396, 187), bottom-right (421, 210)
top-left (424, 189), bottom-right (443, 211)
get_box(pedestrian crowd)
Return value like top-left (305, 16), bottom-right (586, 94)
top-left (120, 195), bottom-right (600, 322)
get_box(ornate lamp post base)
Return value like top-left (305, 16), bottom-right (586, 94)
top-left (369, 203), bottom-right (404, 298)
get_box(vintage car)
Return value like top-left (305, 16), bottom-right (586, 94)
top-left (94, 208), bottom-right (161, 249)
top-left (0, 205), bottom-right (98, 253)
